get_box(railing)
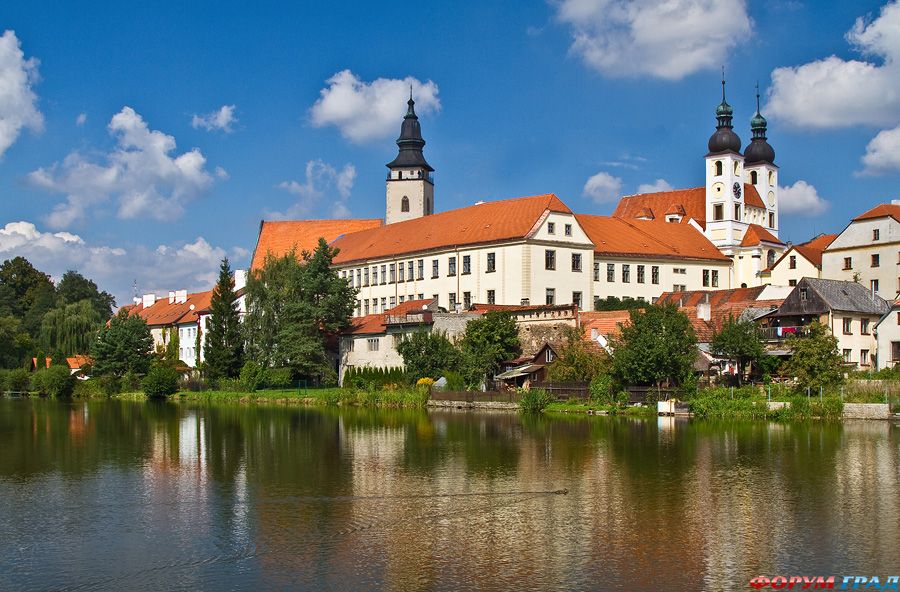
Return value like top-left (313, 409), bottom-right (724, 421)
top-left (759, 326), bottom-right (807, 340)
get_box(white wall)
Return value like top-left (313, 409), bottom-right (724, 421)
top-left (766, 249), bottom-right (819, 286)
top-left (592, 256), bottom-right (732, 303)
top-left (829, 311), bottom-right (880, 370)
top-left (822, 217), bottom-right (900, 301)
top-left (876, 308), bottom-right (900, 369)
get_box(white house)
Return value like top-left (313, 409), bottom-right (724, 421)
top-left (762, 233), bottom-right (837, 287)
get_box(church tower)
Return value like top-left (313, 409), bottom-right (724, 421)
top-left (385, 91), bottom-right (434, 225)
top-left (704, 75), bottom-right (747, 249)
top-left (743, 84), bottom-right (778, 236)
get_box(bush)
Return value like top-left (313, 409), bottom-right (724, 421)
top-left (72, 380), bottom-right (104, 399)
top-left (589, 374), bottom-right (614, 404)
top-left (240, 361), bottom-right (266, 392)
top-left (416, 377), bottom-right (435, 388)
top-left (217, 378), bottom-right (248, 393)
top-left (519, 388), bottom-right (554, 413)
top-left (31, 366), bottom-right (75, 397)
top-left (97, 374), bottom-right (121, 396)
top-left (266, 367), bottom-right (293, 389)
top-left (121, 370), bottom-right (142, 393)
top-left (443, 370), bottom-right (466, 391)
top-left (179, 376), bottom-right (207, 392)
top-left (6, 368), bottom-right (31, 393)
top-left (142, 365), bottom-right (180, 398)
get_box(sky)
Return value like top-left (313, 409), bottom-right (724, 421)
top-left (2, 0), bottom-right (900, 305)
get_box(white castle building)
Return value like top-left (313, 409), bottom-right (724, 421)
top-left (251, 81), bottom-right (787, 312)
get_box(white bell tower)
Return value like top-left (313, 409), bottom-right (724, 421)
top-left (385, 91), bottom-right (434, 225)
top-left (704, 76), bottom-right (747, 249)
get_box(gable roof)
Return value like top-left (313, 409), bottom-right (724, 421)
top-left (576, 215), bottom-right (730, 262)
top-left (740, 223), bottom-right (785, 247)
top-left (656, 286), bottom-right (769, 307)
top-left (580, 310), bottom-right (633, 341)
top-left (251, 219), bottom-right (383, 270)
top-left (345, 298), bottom-right (436, 336)
top-left (127, 290), bottom-right (213, 327)
top-left (611, 184), bottom-right (764, 229)
top-left (767, 233), bottom-right (837, 271)
top-left (802, 278), bottom-right (889, 315)
top-left (331, 194), bottom-right (572, 264)
top-left (852, 203), bottom-right (900, 223)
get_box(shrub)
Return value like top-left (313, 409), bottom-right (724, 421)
top-left (240, 361), bottom-right (266, 392)
top-left (416, 377), bottom-right (435, 388)
top-left (443, 370), bottom-right (466, 391)
top-left (266, 367), bottom-right (293, 389)
top-left (97, 374), bottom-right (121, 396)
top-left (614, 391), bottom-right (630, 406)
top-left (72, 379), bottom-right (104, 399)
top-left (589, 374), bottom-right (614, 404)
top-left (217, 378), bottom-right (247, 393)
top-left (6, 368), bottom-right (31, 393)
top-left (0, 369), bottom-right (8, 393)
top-left (519, 388), bottom-right (554, 413)
top-left (142, 365), bottom-right (180, 398)
top-left (121, 370), bottom-right (142, 393)
top-left (179, 376), bottom-right (207, 392)
top-left (31, 366), bottom-right (75, 397)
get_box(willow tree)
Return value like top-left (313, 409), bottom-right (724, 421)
top-left (40, 299), bottom-right (102, 357)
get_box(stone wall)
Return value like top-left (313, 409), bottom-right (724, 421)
top-left (842, 403), bottom-right (891, 420)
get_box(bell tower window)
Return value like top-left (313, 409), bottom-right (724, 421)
top-left (715, 161), bottom-right (723, 176)
top-left (750, 170), bottom-right (757, 184)
top-left (401, 196), bottom-right (410, 212)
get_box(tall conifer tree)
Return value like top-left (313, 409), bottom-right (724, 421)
top-left (204, 258), bottom-right (244, 380)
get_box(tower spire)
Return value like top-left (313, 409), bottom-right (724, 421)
top-left (744, 81), bottom-right (775, 164)
top-left (708, 70), bottom-right (741, 154)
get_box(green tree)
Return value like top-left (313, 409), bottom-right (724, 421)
top-left (40, 299), bottom-right (102, 358)
top-left (164, 328), bottom-right (180, 364)
top-left (91, 308), bottom-right (154, 377)
top-left (782, 321), bottom-right (844, 390)
top-left (396, 330), bottom-right (462, 380)
top-left (612, 304), bottom-right (697, 387)
top-left (459, 311), bottom-right (520, 386)
top-left (710, 316), bottom-right (764, 385)
top-left (22, 281), bottom-right (58, 338)
top-left (204, 258), bottom-right (244, 381)
top-left (545, 327), bottom-right (611, 381)
top-left (0, 315), bottom-right (32, 369)
top-left (593, 295), bottom-right (644, 311)
top-left (0, 256), bottom-right (54, 318)
top-left (56, 270), bottom-right (116, 319)
top-left (244, 239), bottom-right (356, 380)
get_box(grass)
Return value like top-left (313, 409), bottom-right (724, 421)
top-left (170, 387), bottom-right (430, 408)
top-left (686, 387), bottom-right (845, 421)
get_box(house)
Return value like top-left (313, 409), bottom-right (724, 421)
top-left (821, 202), bottom-right (900, 301)
top-left (762, 277), bottom-right (890, 370)
top-left (762, 233), bottom-right (837, 286)
top-left (875, 296), bottom-right (900, 370)
top-left (66, 355), bottom-right (91, 377)
top-left (495, 343), bottom-right (558, 389)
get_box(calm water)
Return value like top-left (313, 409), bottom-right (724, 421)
top-left (0, 399), bottom-right (898, 591)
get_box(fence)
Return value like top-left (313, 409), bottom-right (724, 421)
top-left (624, 386), bottom-right (677, 404)
top-left (531, 381), bottom-right (589, 401)
top-left (429, 390), bottom-right (522, 404)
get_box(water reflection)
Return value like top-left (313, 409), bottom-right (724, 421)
top-left (0, 399), bottom-right (897, 591)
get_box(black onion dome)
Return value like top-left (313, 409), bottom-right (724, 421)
top-left (743, 86), bottom-right (775, 165)
top-left (386, 94), bottom-right (434, 171)
top-left (708, 127), bottom-right (742, 154)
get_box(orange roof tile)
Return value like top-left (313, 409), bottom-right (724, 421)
top-left (744, 184), bottom-right (766, 209)
top-left (576, 215), bottom-right (730, 262)
top-left (853, 203), bottom-right (900, 223)
top-left (580, 310), bottom-right (634, 340)
top-left (656, 286), bottom-right (768, 307)
top-left (740, 223), bottom-right (785, 247)
top-left (345, 298), bottom-right (437, 335)
top-left (127, 291), bottom-right (212, 327)
top-left (251, 219), bottom-right (383, 270)
top-left (331, 194), bottom-right (571, 264)
top-left (613, 187), bottom-right (707, 226)
top-left (66, 355), bottom-right (92, 370)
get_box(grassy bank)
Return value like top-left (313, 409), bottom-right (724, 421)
top-left (102, 387), bottom-right (432, 408)
top-left (687, 387), bottom-right (844, 421)
top-left (544, 400), bottom-right (656, 416)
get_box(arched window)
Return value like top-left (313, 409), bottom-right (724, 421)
top-left (768, 171), bottom-right (775, 185)
top-left (767, 250), bottom-right (776, 269)
top-left (401, 196), bottom-right (410, 212)
top-left (750, 170), bottom-right (758, 184)
top-left (715, 161), bottom-right (723, 176)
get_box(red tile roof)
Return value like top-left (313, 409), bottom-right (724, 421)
top-left (126, 291), bottom-right (212, 327)
top-left (767, 233), bottom-right (837, 271)
top-left (331, 194), bottom-right (571, 264)
top-left (656, 286), bottom-right (768, 307)
top-left (576, 215), bottom-right (730, 262)
top-left (740, 223), bottom-right (785, 247)
top-left (580, 310), bottom-right (634, 341)
top-left (251, 219), bottom-right (383, 270)
top-left (853, 203), bottom-right (900, 223)
top-left (345, 299), bottom-right (436, 335)
top-left (612, 184), bottom-right (765, 228)
top-left (66, 355), bottom-right (92, 370)
top-left (743, 184), bottom-right (766, 209)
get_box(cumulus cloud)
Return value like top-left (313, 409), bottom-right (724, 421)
top-left (583, 171), bottom-right (623, 203)
top-left (310, 70), bottom-right (440, 143)
top-left (191, 104), bottom-right (237, 132)
top-left (75, 112), bottom-right (87, 126)
top-left (554, 0), bottom-right (751, 80)
top-left (0, 220), bottom-right (245, 306)
top-left (0, 30), bottom-right (43, 158)
top-left (272, 159), bottom-right (357, 219)
top-left (860, 124), bottom-right (900, 174)
top-left (636, 178), bottom-right (673, 193)
top-left (768, 1), bottom-right (900, 128)
top-left (29, 106), bottom-right (219, 228)
top-left (778, 180), bottom-right (828, 215)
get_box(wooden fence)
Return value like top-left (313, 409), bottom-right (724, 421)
top-left (624, 386), bottom-right (677, 404)
top-left (429, 390), bottom-right (522, 403)
top-left (531, 381), bottom-right (590, 400)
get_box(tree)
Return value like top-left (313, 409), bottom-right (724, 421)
top-left (459, 311), bottom-right (520, 386)
top-left (0, 256), bottom-right (54, 318)
top-left (243, 239), bottom-right (356, 381)
top-left (204, 258), bottom-right (245, 381)
top-left (710, 316), bottom-right (764, 385)
top-left (782, 321), bottom-right (844, 390)
top-left (40, 299), bottom-right (102, 358)
top-left (22, 281), bottom-right (57, 338)
top-left (164, 328), bottom-right (180, 364)
top-left (91, 308), bottom-right (154, 377)
top-left (0, 315), bottom-right (32, 369)
top-left (56, 270), bottom-right (116, 319)
top-left (593, 296), bottom-right (644, 312)
top-left (545, 327), bottom-right (611, 381)
top-left (396, 330), bottom-right (462, 380)
top-left (612, 304), bottom-right (697, 387)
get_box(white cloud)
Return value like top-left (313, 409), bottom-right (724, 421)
top-left (636, 178), bottom-right (673, 193)
top-left (554, 0), bottom-right (751, 80)
top-left (310, 70), bottom-right (440, 143)
top-left (0, 221), bottom-right (243, 306)
top-left (860, 123), bottom-right (900, 174)
top-left (778, 180), bottom-right (828, 215)
top-left (191, 104), bottom-right (237, 133)
top-left (0, 30), bottom-right (43, 158)
top-left (583, 171), bottom-right (623, 203)
top-left (75, 112), bottom-right (87, 126)
top-left (768, 1), bottom-right (900, 128)
top-left (29, 106), bottom-right (218, 228)
top-left (272, 159), bottom-right (357, 219)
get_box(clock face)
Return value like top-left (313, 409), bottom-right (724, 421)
top-left (733, 182), bottom-right (742, 198)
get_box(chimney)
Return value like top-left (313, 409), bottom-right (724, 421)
top-left (234, 269), bottom-right (247, 291)
top-left (168, 291), bottom-right (176, 304)
top-left (142, 293), bottom-right (156, 308)
top-left (175, 290), bottom-right (188, 304)
top-left (697, 301), bottom-right (711, 322)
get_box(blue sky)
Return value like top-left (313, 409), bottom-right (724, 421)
top-left (1, 0), bottom-right (899, 303)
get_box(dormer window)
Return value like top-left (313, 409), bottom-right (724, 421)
top-left (800, 287), bottom-right (808, 301)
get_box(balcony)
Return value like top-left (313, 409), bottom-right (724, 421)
top-left (759, 326), bottom-right (808, 340)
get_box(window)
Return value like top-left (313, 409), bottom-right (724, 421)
top-left (399, 295), bottom-right (405, 303)
top-left (364, 299), bottom-right (370, 315)
top-left (547, 222), bottom-right (555, 235)
top-left (637, 265), bottom-right (645, 284)
top-left (364, 268), bottom-right (370, 286)
top-left (674, 268), bottom-right (686, 275)
top-left (407, 261), bottom-right (414, 281)
top-left (789, 255), bottom-right (797, 269)
top-left (381, 265), bottom-right (387, 285)
top-left (367, 338), bottom-right (380, 352)
top-left (673, 284), bottom-right (687, 292)
top-left (800, 287), bottom-right (808, 301)
top-left (462, 255), bottom-right (471, 275)
top-left (398, 263), bottom-right (405, 282)
top-left (712, 270), bottom-right (720, 288)
top-left (715, 160), bottom-right (723, 176)
top-left (356, 269), bottom-right (361, 286)
top-left (448, 257), bottom-right (456, 276)
top-left (872, 254), bottom-right (880, 267)
top-left (463, 291), bottom-right (472, 308)
top-left (390, 296), bottom-right (396, 308)
top-left (894, 342), bottom-right (900, 361)
top-left (417, 259), bottom-right (424, 280)
top-left (861, 318), bottom-right (870, 335)
top-left (622, 264), bottom-right (630, 283)
top-left (571, 253), bottom-right (582, 272)
top-left (593, 261), bottom-right (600, 281)
top-left (843, 318), bottom-right (852, 335)
top-left (874, 228), bottom-right (880, 241)
top-left (572, 291), bottom-right (582, 309)
top-left (487, 289), bottom-right (495, 304)
top-left (789, 279), bottom-right (797, 287)
top-left (564, 224), bottom-right (572, 236)
top-left (769, 171), bottom-right (776, 184)
top-left (843, 257), bottom-right (852, 270)
top-left (486, 252), bottom-right (496, 273)
top-left (734, 204), bottom-right (741, 221)
top-left (418, 293), bottom-right (424, 300)
top-left (607, 263), bottom-right (615, 282)
top-left (713, 204), bottom-right (724, 221)
top-left (861, 349), bottom-right (870, 366)
top-left (401, 196), bottom-right (409, 212)
top-left (871, 279), bottom-right (880, 294)
top-left (703, 270), bottom-right (710, 287)
top-left (381, 297), bottom-right (386, 312)
top-left (767, 250), bottom-right (776, 269)
top-left (769, 212), bottom-right (775, 228)
top-left (750, 170), bottom-right (758, 184)
top-left (546, 348), bottom-right (555, 363)
top-left (449, 293), bottom-right (457, 308)
top-left (355, 300), bottom-right (361, 316)
top-left (843, 349), bottom-right (852, 363)
top-left (372, 266), bottom-right (378, 285)
top-left (545, 249), bottom-right (556, 270)
top-left (432, 260), bottom-right (439, 278)
top-left (546, 288), bottom-right (555, 305)
top-left (651, 266), bottom-right (659, 285)
top-left (432, 294), bottom-right (439, 306)
top-left (344, 338), bottom-right (354, 352)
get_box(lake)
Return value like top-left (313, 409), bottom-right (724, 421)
top-left (0, 398), bottom-right (897, 591)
